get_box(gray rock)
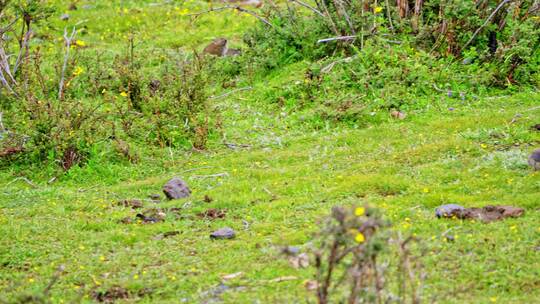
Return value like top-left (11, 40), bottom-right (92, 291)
top-left (435, 204), bottom-right (465, 218)
top-left (210, 227), bottom-right (236, 240)
top-left (60, 13), bottom-right (70, 21)
top-left (163, 177), bottom-right (191, 199)
top-left (281, 246), bottom-right (300, 256)
top-left (528, 148), bottom-right (540, 170)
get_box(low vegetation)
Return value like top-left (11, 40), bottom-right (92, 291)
top-left (0, 0), bottom-right (539, 303)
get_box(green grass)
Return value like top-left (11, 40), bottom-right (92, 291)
top-left (1, 1), bottom-right (540, 303)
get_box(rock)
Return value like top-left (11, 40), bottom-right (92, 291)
top-left (281, 246), bottom-right (300, 256)
top-left (117, 199), bottom-right (144, 209)
top-left (60, 13), bottom-right (70, 21)
top-left (390, 110), bottom-right (406, 120)
top-left (163, 177), bottom-right (191, 199)
top-left (197, 208), bottom-right (227, 220)
top-left (210, 227), bottom-right (236, 240)
top-left (288, 253), bottom-right (309, 269)
top-left (435, 204), bottom-right (465, 218)
top-left (153, 231), bottom-right (180, 240)
top-left (149, 194), bottom-right (161, 202)
top-left (528, 148), bottom-right (540, 170)
top-left (436, 204), bottom-right (525, 222)
top-left (531, 124), bottom-right (540, 131)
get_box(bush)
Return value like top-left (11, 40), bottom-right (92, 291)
top-left (244, 0), bottom-right (540, 85)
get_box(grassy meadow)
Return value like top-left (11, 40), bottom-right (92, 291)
top-left (0, 0), bottom-right (539, 303)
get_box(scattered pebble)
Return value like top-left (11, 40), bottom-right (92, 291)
top-left (210, 227), bottom-right (236, 240)
top-left (60, 13), bottom-right (70, 21)
top-left (163, 177), bottom-right (191, 199)
top-left (528, 148), bottom-right (540, 170)
top-left (435, 204), bottom-right (465, 218)
top-left (436, 204), bottom-right (524, 222)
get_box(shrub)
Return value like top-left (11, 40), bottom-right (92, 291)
top-left (311, 205), bottom-right (424, 303)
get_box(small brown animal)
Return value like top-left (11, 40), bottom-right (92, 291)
top-left (203, 38), bottom-right (228, 57)
top-left (390, 110), bottom-right (406, 120)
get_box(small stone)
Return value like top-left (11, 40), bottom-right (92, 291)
top-left (281, 246), bottom-right (300, 256)
top-left (435, 204), bottom-right (465, 218)
top-left (117, 199), bottom-right (143, 209)
top-left (528, 148), bottom-right (540, 170)
top-left (210, 227), bottom-right (236, 240)
top-left (163, 177), bottom-right (191, 199)
top-left (60, 13), bottom-right (70, 21)
top-left (149, 194), bottom-right (161, 201)
top-left (531, 124), bottom-right (540, 131)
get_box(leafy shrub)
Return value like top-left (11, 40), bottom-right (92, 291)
top-left (245, 0), bottom-right (540, 85)
top-left (311, 205), bottom-right (424, 303)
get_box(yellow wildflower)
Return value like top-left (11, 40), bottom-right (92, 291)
top-left (75, 40), bottom-right (86, 47)
top-left (480, 143), bottom-right (487, 148)
top-left (120, 91), bottom-right (128, 97)
top-left (355, 232), bottom-right (365, 243)
top-left (355, 207), bottom-right (365, 216)
top-left (374, 6), bottom-right (383, 13)
top-left (72, 66), bottom-right (84, 76)
top-left (422, 187), bottom-right (429, 193)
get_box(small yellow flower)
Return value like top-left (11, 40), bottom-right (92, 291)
top-left (75, 40), bottom-right (86, 47)
top-left (374, 6), bottom-right (383, 13)
top-left (120, 91), bottom-right (128, 97)
top-left (355, 207), bottom-right (365, 216)
top-left (422, 188), bottom-right (429, 193)
top-left (133, 274), bottom-right (139, 279)
top-left (28, 278), bottom-right (35, 283)
top-left (355, 232), bottom-right (365, 243)
top-left (99, 256), bottom-right (106, 261)
top-left (489, 297), bottom-right (497, 303)
top-left (72, 66), bottom-right (84, 76)
top-left (480, 144), bottom-right (487, 149)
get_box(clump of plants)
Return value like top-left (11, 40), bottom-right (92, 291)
top-left (245, 0), bottom-right (540, 85)
top-left (311, 205), bottom-right (424, 303)
top-left (0, 1), bottom-right (219, 171)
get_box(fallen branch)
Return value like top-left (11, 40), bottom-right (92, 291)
top-left (224, 142), bottom-right (252, 149)
top-left (462, 0), bottom-right (513, 51)
top-left (6, 177), bottom-right (37, 188)
top-left (191, 172), bottom-right (229, 179)
top-left (321, 55), bottom-right (358, 73)
top-left (187, 5), bottom-right (275, 29)
top-left (210, 86), bottom-right (252, 99)
top-left (290, 0), bottom-right (325, 18)
top-left (317, 35), bottom-right (356, 44)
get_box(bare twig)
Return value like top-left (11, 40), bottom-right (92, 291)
top-left (317, 35), bottom-right (357, 43)
top-left (290, 0), bottom-right (325, 18)
top-left (6, 177), bottom-right (37, 188)
top-left (187, 5), bottom-right (275, 29)
top-left (58, 27), bottom-right (77, 100)
top-left (209, 86), bottom-right (252, 99)
top-left (462, 0), bottom-right (513, 51)
top-left (321, 55), bottom-right (358, 73)
top-left (191, 172), bottom-right (229, 179)
top-left (0, 112), bottom-right (4, 132)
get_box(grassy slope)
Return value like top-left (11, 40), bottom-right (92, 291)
top-left (1, 1), bottom-right (539, 303)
